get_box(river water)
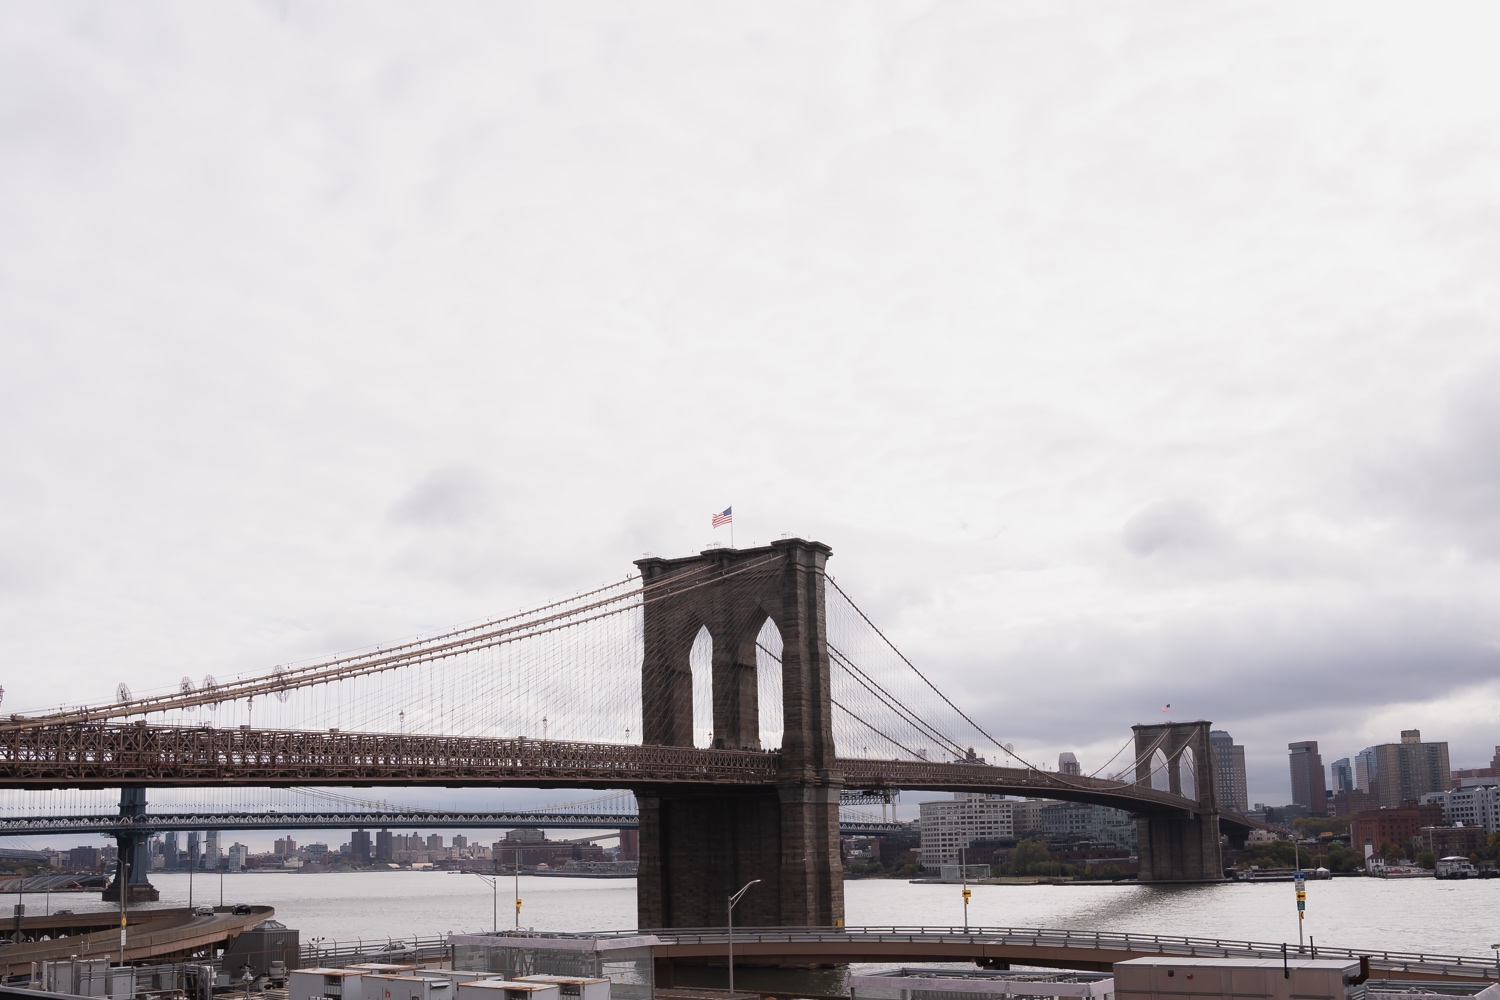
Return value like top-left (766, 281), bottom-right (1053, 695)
top-left (34, 872), bottom-right (1497, 963)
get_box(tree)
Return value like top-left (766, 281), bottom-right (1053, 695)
top-left (999, 840), bottom-right (1052, 876)
top-left (1415, 851), bottom-right (1436, 870)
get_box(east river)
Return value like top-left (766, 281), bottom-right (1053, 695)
top-left (37, 873), bottom-right (1498, 961)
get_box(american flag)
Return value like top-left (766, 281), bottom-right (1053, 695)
top-left (1161, 703), bottom-right (1171, 712)
top-left (712, 506), bottom-right (733, 528)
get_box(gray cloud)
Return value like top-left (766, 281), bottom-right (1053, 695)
top-left (2, 2), bottom-right (1499, 812)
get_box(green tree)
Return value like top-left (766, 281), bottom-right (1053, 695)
top-left (1415, 851), bottom-right (1436, 870)
top-left (1000, 839), bottom-right (1052, 876)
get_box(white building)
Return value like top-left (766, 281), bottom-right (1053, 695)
top-left (919, 795), bottom-right (1020, 865)
top-left (227, 843), bottom-right (249, 872)
top-left (1421, 784), bottom-right (1500, 833)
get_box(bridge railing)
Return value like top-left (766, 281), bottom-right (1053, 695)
top-left (635, 926), bottom-right (1498, 981)
top-left (301, 934), bottom-right (451, 968)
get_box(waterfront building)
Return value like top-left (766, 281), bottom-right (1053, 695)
top-left (350, 830), bottom-right (372, 864)
top-left (1038, 801), bottom-right (1138, 850)
top-left (1288, 741), bottom-right (1328, 816)
top-left (1421, 784), bottom-right (1500, 833)
top-left (375, 829), bottom-right (394, 861)
top-left (1373, 730), bottom-right (1451, 807)
top-left (427, 833), bottom-right (445, 852)
top-left (1420, 825), bottom-right (1485, 857)
top-left (162, 831), bottom-right (179, 869)
top-left (1210, 731), bottom-right (1249, 812)
top-left (919, 795), bottom-right (1021, 865)
top-left (1350, 802), bottom-right (1442, 858)
top-left (228, 843), bottom-right (249, 871)
top-left (204, 830), bottom-right (221, 869)
top-left (274, 836), bottom-right (297, 855)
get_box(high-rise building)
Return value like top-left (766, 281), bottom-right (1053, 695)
top-left (274, 837), bottom-right (298, 856)
top-left (1058, 752), bottom-right (1081, 775)
top-left (452, 834), bottom-right (469, 850)
top-left (228, 843), bottom-right (249, 872)
top-left (350, 830), bottom-right (372, 864)
top-left (1355, 747), bottom-right (1378, 793)
top-left (1288, 741), bottom-right (1328, 816)
top-left (162, 831), bottom-right (179, 869)
top-left (426, 833), bottom-right (445, 852)
top-left (375, 829), bottom-right (393, 862)
top-left (204, 830), bottom-right (221, 869)
top-left (186, 832), bottom-right (200, 870)
top-left (1330, 758), bottom-right (1354, 794)
top-left (1373, 730), bottom-right (1451, 807)
top-left (1210, 731), bottom-right (1249, 812)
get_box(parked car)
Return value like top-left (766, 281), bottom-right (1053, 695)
top-left (374, 941), bottom-right (417, 958)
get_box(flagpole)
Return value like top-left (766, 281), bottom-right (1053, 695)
top-left (730, 510), bottom-right (735, 549)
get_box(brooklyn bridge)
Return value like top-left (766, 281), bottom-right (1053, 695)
top-left (0, 539), bottom-right (1253, 926)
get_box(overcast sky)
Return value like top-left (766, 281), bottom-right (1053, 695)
top-left (4, 1), bottom-right (1500, 832)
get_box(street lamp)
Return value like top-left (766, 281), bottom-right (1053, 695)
top-left (726, 879), bottom-right (760, 997)
top-left (960, 846), bottom-right (971, 933)
top-left (468, 872), bottom-right (498, 934)
top-left (1490, 944), bottom-right (1499, 983)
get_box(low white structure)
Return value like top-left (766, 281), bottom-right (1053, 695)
top-left (517, 974), bottom-right (611, 1000)
top-left (1114, 958), bottom-right (1363, 1000)
top-left (364, 973), bottom-right (456, 1000)
top-left (289, 968), bottom-right (367, 1000)
top-left (457, 980), bottom-right (562, 1000)
top-left (849, 967), bottom-right (1114, 1000)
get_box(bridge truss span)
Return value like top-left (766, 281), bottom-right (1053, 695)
top-left (0, 724), bottom-right (780, 789)
top-left (839, 759), bottom-right (1202, 815)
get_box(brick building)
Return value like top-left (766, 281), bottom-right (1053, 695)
top-left (1351, 803), bottom-right (1443, 857)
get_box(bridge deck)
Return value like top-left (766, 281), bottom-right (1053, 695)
top-left (641, 927), bottom-right (1496, 984)
top-left (0, 725), bottom-right (1218, 818)
top-left (0, 905), bottom-right (275, 979)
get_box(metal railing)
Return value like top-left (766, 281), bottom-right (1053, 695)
top-left (541, 926), bottom-right (1498, 981)
top-left (300, 935), bottom-right (451, 968)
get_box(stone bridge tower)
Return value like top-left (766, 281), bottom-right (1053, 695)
top-left (1131, 720), bottom-right (1224, 881)
top-left (633, 539), bottom-right (844, 929)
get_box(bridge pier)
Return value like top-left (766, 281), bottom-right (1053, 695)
top-left (1132, 722), bottom-right (1224, 882)
top-left (102, 787), bottom-right (159, 902)
top-left (635, 540), bottom-right (844, 931)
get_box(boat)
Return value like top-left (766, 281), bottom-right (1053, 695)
top-left (1370, 862), bottom-right (1432, 879)
top-left (1435, 856), bottom-right (1479, 880)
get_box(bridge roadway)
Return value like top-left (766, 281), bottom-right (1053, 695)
top-left (0, 905), bottom-right (275, 979)
top-left (0, 724), bottom-right (1254, 830)
top-left (0, 810), bottom-right (905, 837)
top-left (627, 927), bottom-right (1495, 985)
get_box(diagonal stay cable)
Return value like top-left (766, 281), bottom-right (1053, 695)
top-left (828, 575), bottom-right (1161, 793)
top-left (827, 643), bottom-right (970, 760)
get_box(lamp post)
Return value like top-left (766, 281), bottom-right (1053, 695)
top-left (726, 879), bottom-right (760, 997)
top-left (1490, 944), bottom-right (1499, 984)
top-left (513, 845), bottom-right (522, 929)
top-left (468, 872), bottom-right (498, 934)
top-left (960, 846), bottom-right (971, 933)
